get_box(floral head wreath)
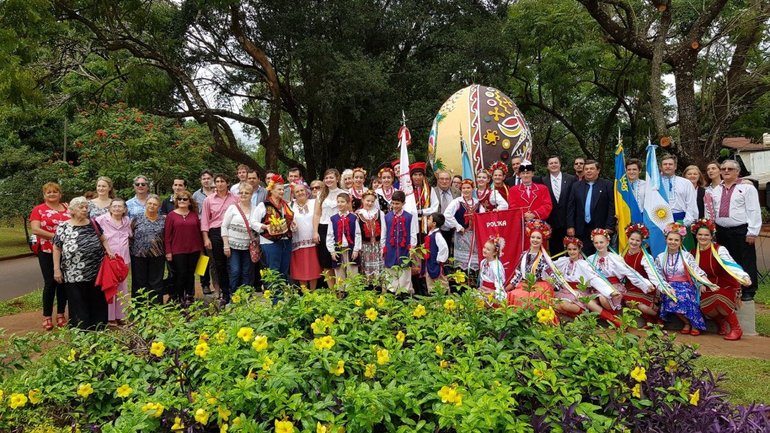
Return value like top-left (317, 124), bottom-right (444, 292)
top-left (690, 218), bottom-right (716, 235)
top-left (290, 179), bottom-right (310, 193)
top-left (352, 167), bottom-right (367, 176)
top-left (489, 161), bottom-right (508, 177)
top-left (267, 174), bottom-right (285, 190)
top-left (378, 167), bottom-right (395, 178)
top-left (361, 189), bottom-right (377, 199)
top-left (624, 223), bottom-right (649, 240)
top-left (663, 222), bottom-right (687, 237)
top-left (525, 219), bottom-right (552, 240)
top-left (461, 179), bottom-right (475, 188)
top-left (562, 236), bottom-right (583, 249)
top-left (486, 235), bottom-right (503, 252)
top-left (590, 228), bottom-right (611, 241)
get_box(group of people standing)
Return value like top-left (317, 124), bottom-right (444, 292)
top-left (29, 152), bottom-right (762, 339)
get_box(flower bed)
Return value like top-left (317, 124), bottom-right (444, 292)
top-left (0, 276), bottom-right (768, 432)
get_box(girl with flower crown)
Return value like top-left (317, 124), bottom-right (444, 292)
top-left (503, 220), bottom-right (556, 307)
top-left (475, 170), bottom-right (508, 212)
top-left (552, 237), bottom-right (621, 326)
top-left (586, 228), bottom-right (653, 316)
top-left (655, 222), bottom-right (717, 336)
top-left (375, 167), bottom-right (397, 212)
top-left (349, 167), bottom-right (368, 211)
top-left (444, 179), bottom-right (481, 276)
top-left (356, 190), bottom-right (387, 281)
top-left (622, 223), bottom-right (664, 324)
top-left (489, 161), bottom-right (509, 202)
top-left (689, 219), bottom-right (751, 340)
top-left (478, 237), bottom-right (507, 303)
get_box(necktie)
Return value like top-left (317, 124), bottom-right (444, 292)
top-left (526, 185), bottom-right (531, 198)
top-left (584, 183), bottom-right (593, 223)
top-left (553, 178), bottom-right (560, 203)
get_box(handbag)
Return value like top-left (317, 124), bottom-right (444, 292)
top-left (236, 204), bottom-right (261, 263)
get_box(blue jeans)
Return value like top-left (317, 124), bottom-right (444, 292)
top-left (261, 239), bottom-right (292, 284)
top-left (229, 248), bottom-right (255, 294)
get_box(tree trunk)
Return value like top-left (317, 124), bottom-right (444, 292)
top-left (672, 63), bottom-right (701, 167)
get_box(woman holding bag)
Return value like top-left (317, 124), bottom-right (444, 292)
top-left (222, 183), bottom-right (259, 297)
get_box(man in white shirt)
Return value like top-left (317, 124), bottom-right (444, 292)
top-left (434, 169), bottom-right (459, 260)
top-left (659, 154), bottom-right (698, 226)
top-left (710, 159), bottom-right (762, 301)
top-left (230, 164), bottom-right (250, 194)
top-left (247, 169), bottom-right (267, 206)
top-left (536, 156), bottom-right (576, 255)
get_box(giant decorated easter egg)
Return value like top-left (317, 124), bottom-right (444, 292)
top-left (428, 85), bottom-right (532, 181)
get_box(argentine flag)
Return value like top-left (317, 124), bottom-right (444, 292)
top-left (642, 142), bottom-right (674, 255)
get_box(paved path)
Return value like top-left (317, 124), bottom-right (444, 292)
top-left (0, 256), bottom-right (42, 301)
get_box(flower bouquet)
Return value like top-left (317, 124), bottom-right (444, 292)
top-left (267, 213), bottom-right (288, 236)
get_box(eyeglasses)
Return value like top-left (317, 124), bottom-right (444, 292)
top-left (134, 182), bottom-right (148, 187)
top-left (177, 197), bottom-right (190, 202)
top-left (720, 167), bottom-right (737, 172)
top-left (311, 186), bottom-right (321, 190)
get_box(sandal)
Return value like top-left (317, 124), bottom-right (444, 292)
top-left (43, 317), bottom-right (54, 331)
top-left (679, 325), bottom-right (691, 335)
top-left (56, 314), bottom-right (67, 328)
top-left (690, 328), bottom-right (701, 336)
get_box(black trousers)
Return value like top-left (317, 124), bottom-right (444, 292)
top-left (170, 252), bottom-right (199, 302)
top-left (716, 224), bottom-right (758, 299)
top-left (208, 228), bottom-right (231, 301)
top-left (578, 223), bottom-right (599, 256)
top-left (549, 226), bottom-right (567, 257)
top-left (38, 252), bottom-right (67, 316)
top-left (131, 255), bottom-right (166, 303)
top-left (66, 280), bottom-right (107, 330)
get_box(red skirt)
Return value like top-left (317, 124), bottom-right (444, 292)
top-left (291, 246), bottom-right (322, 281)
top-left (507, 281), bottom-right (554, 308)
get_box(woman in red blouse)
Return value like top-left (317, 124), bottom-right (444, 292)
top-left (29, 182), bottom-right (70, 330)
top-left (164, 190), bottom-right (203, 303)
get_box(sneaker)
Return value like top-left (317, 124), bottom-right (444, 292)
top-left (202, 286), bottom-right (213, 295)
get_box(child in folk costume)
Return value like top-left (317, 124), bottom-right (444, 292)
top-left (552, 237), bottom-right (621, 327)
top-left (655, 222), bottom-right (717, 336)
top-left (383, 191), bottom-right (418, 294)
top-left (478, 238), bottom-right (507, 303)
top-left (356, 190), bottom-right (387, 281)
top-left (690, 219), bottom-right (751, 340)
top-left (504, 220), bottom-right (556, 307)
top-left (375, 166), bottom-right (397, 212)
top-left (422, 213), bottom-right (449, 292)
top-left (475, 170), bottom-right (508, 212)
top-left (622, 223), bottom-right (666, 324)
top-left (586, 228), bottom-right (653, 314)
top-left (349, 167), bottom-right (368, 211)
top-left (326, 193), bottom-right (362, 282)
top-left (443, 179), bottom-right (480, 275)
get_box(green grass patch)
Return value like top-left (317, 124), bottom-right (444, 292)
top-left (756, 307), bottom-right (770, 337)
top-left (695, 355), bottom-right (770, 405)
top-left (0, 224), bottom-right (31, 258)
top-left (0, 289), bottom-right (43, 317)
top-left (755, 281), bottom-right (769, 305)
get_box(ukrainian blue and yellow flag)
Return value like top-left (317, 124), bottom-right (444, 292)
top-left (614, 137), bottom-right (642, 252)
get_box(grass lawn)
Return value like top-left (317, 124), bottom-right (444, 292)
top-left (0, 289), bottom-right (42, 317)
top-left (0, 224), bottom-right (30, 258)
top-left (695, 355), bottom-right (770, 405)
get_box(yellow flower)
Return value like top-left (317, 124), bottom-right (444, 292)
top-left (689, 389), bottom-right (700, 406)
top-left (237, 327), bottom-right (254, 342)
top-left (206, 393), bottom-right (218, 405)
top-left (199, 332), bottom-right (210, 343)
top-left (171, 416), bottom-right (184, 431)
top-left (453, 271), bottom-right (467, 283)
top-left (437, 385), bottom-right (463, 406)
top-left (252, 335), bottom-right (269, 351)
top-left (262, 355), bottom-right (274, 371)
top-left (141, 402), bottom-right (164, 418)
top-left (413, 304), bottom-right (427, 318)
top-left (354, 299), bottom-right (363, 307)
top-left (215, 329), bottom-right (227, 344)
top-left (218, 406), bottom-right (231, 421)
top-left (322, 314), bottom-right (335, 326)
top-left (439, 360), bottom-right (449, 369)
top-left (536, 307), bottom-right (556, 324)
top-left (365, 308), bottom-right (378, 321)
top-left (396, 331), bottom-right (406, 344)
top-left (0, 389), bottom-right (4, 401)
top-left (68, 349), bottom-right (77, 362)
top-left (9, 392), bottom-right (27, 409)
top-left (376, 348), bottom-right (390, 365)
top-left (275, 419), bottom-right (295, 433)
top-left (435, 344), bottom-right (444, 356)
top-left (300, 284), bottom-right (308, 293)
top-left (665, 360), bottom-right (678, 373)
top-left (630, 366), bottom-right (647, 382)
top-left (233, 416), bottom-right (243, 428)
top-left (313, 335), bottom-right (336, 350)
top-left (115, 384), bottom-right (132, 398)
top-left (330, 360), bottom-right (345, 376)
top-left (231, 293), bottom-right (242, 303)
top-left (246, 370), bottom-right (257, 380)
top-left (220, 424), bottom-right (229, 433)
top-left (377, 296), bottom-right (386, 307)
top-left (311, 318), bottom-right (327, 335)
top-left (263, 290), bottom-right (272, 299)
top-left (317, 422), bottom-right (328, 433)
top-left (631, 383), bottom-right (641, 398)
top-left (195, 408), bottom-right (210, 425)
top-left (150, 341), bottom-right (166, 357)
top-left (76, 383), bottom-right (94, 399)
top-left (364, 363), bottom-right (377, 378)
top-left (533, 368), bottom-right (544, 378)
top-left (195, 341), bottom-right (210, 358)
top-left (443, 299), bottom-right (456, 311)
top-left (28, 388), bottom-right (42, 405)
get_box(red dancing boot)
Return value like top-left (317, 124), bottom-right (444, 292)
top-left (724, 311), bottom-right (743, 341)
top-left (598, 309), bottom-right (622, 328)
top-left (716, 318), bottom-right (728, 335)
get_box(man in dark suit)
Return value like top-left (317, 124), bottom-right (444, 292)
top-left (535, 156), bottom-right (576, 256)
top-left (567, 159), bottom-right (615, 255)
top-left (504, 155), bottom-right (523, 187)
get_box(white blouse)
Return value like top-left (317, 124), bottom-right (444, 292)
top-left (221, 204), bottom-right (257, 250)
top-left (291, 199), bottom-right (316, 251)
top-left (319, 188), bottom-right (344, 225)
top-left (586, 252), bottom-right (651, 292)
top-left (553, 257), bottom-right (616, 298)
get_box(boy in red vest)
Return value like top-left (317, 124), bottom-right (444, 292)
top-left (326, 193), bottom-right (361, 283)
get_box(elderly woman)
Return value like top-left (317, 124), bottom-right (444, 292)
top-left (254, 175), bottom-right (294, 282)
top-left (130, 194), bottom-right (165, 303)
top-left (341, 169), bottom-right (354, 190)
top-left (30, 182), bottom-right (71, 330)
top-left (222, 183), bottom-right (258, 296)
top-left (164, 190), bottom-right (203, 303)
top-left (88, 176), bottom-right (115, 218)
top-left (96, 198), bottom-right (132, 325)
top-left (52, 197), bottom-right (114, 330)
top-left (290, 180), bottom-right (321, 289)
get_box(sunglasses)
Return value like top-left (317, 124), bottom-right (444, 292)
top-left (134, 182), bottom-right (148, 187)
top-left (177, 197), bottom-right (190, 202)
top-left (720, 167), bottom-right (737, 172)
top-left (311, 186), bottom-right (321, 190)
